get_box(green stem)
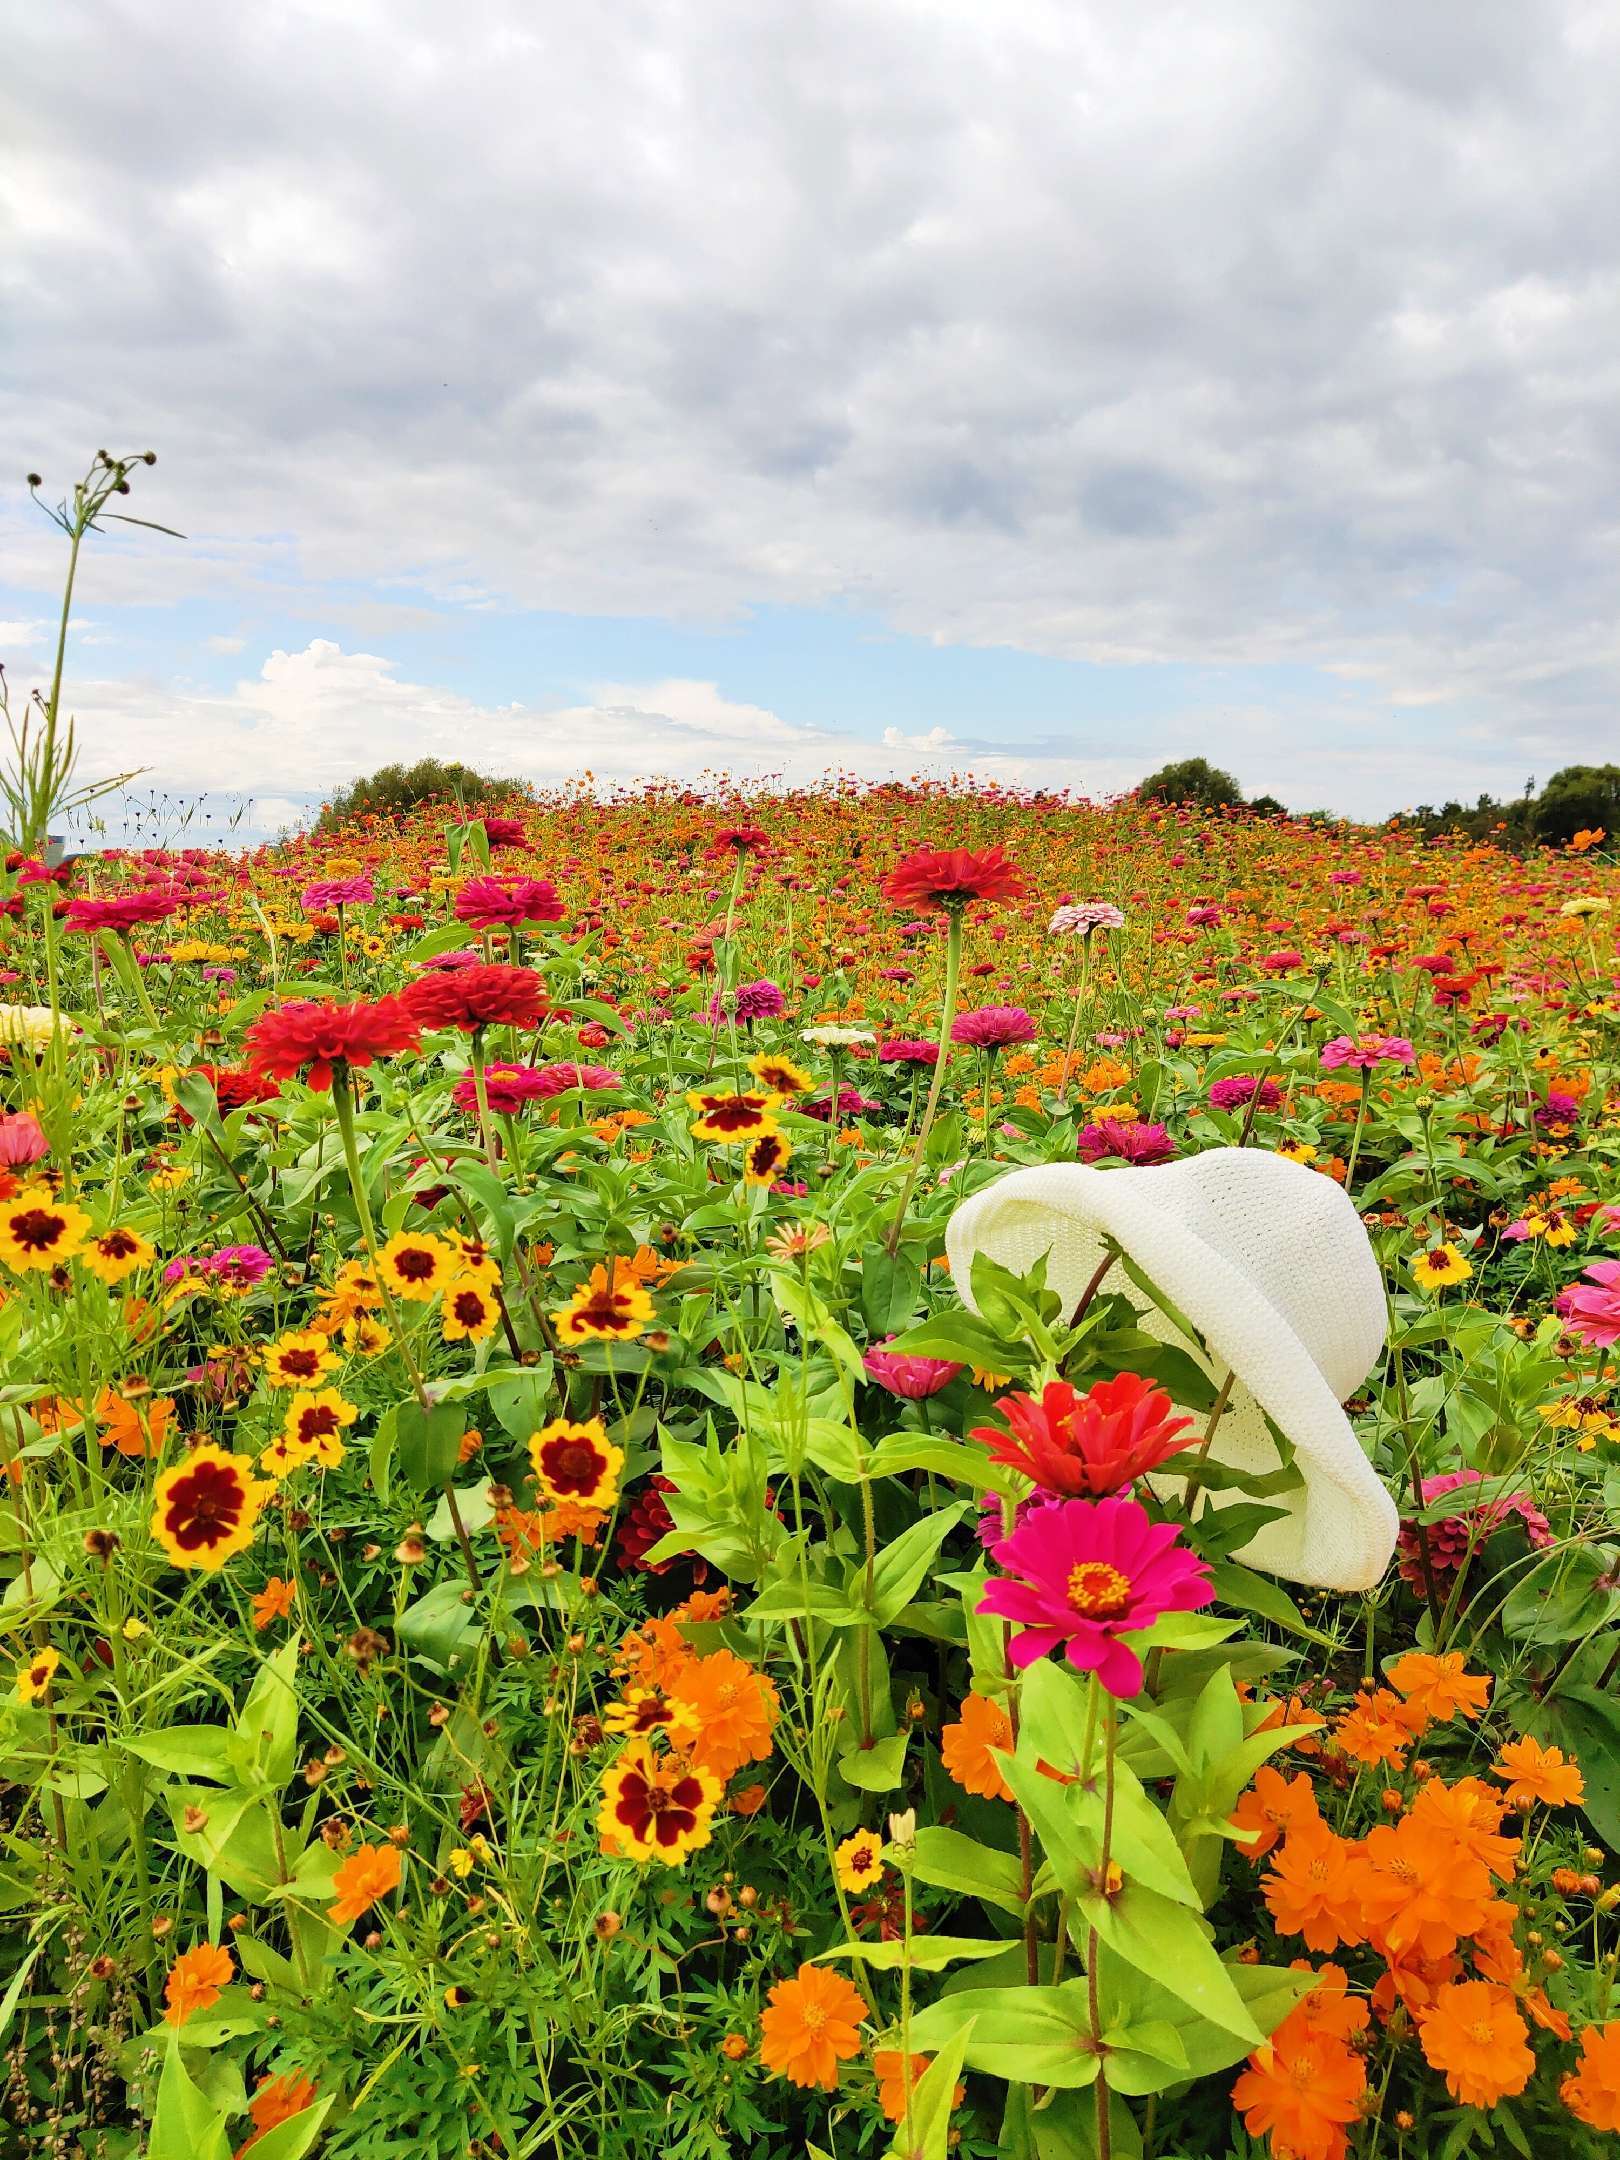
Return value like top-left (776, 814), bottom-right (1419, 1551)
top-left (884, 910), bottom-right (963, 1254)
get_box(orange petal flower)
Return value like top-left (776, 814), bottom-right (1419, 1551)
top-left (1492, 1735), bottom-right (1586, 1808)
top-left (329, 1840), bottom-right (403, 1928)
top-left (163, 1941), bottom-right (234, 2026)
top-left (759, 1963), bottom-right (865, 2090)
top-left (1385, 1649), bottom-right (1491, 1722)
top-left (1418, 1979), bottom-right (1535, 2109)
top-left (1561, 2020), bottom-right (1620, 2133)
top-left (939, 1692), bottom-right (1014, 1802)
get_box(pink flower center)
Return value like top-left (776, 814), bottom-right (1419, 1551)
top-left (1066, 1560), bottom-right (1132, 1617)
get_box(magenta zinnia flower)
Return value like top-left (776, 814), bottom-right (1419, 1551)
top-left (1396, 1469), bottom-right (1553, 1593)
top-left (1319, 1034), bottom-right (1416, 1072)
top-left (951, 1005), bottom-right (1036, 1052)
top-left (1078, 1118), bottom-right (1175, 1166)
top-left (1208, 1074), bottom-right (1282, 1113)
top-left (862, 1341), bottom-right (963, 1399)
top-left (978, 1496), bottom-right (1212, 1696)
top-left (1555, 1258), bottom-right (1620, 1347)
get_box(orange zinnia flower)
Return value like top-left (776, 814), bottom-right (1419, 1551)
top-left (163, 1941), bottom-right (234, 2026)
top-left (1262, 1820), bottom-right (1366, 1954)
top-left (329, 1840), bottom-right (403, 1927)
top-left (1492, 1735), bottom-right (1586, 1808)
top-left (1418, 1979), bottom-right (1534, 2108)
top-left (1230, 1766), bottom-right (1319, 1862)
top-left (1356, 1818), bottom-right (1493, 1962)
top-left (1385, 1649), bottom-right (1490, 1722)
top-left (758, 1963), bottom-right (865, 2090)
top-left (939, 1692), bottom-right (1014, 1802)
top-left (1561, 2020), bottom-right (1620, 2133)
top-left (668, 1649), bottom-right (778, 1779)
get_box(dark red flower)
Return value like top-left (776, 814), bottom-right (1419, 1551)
top-left (881, 844), bottom-right (1027, 913)
top-left (242, 997), bottom-right (422, 1091)
top-left (402, 963), bottom-right (548, 1032)
top-left (479, 816), bottom-right (527, 848)
top-left (706, 824), bottom-right (771, 856)
top-left (453, 876), bottom-right (565, 929)
top-left (972, 1374), bottom-right (1196, 1498)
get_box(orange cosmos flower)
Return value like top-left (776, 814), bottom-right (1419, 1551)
top-left (758, 1963), bottom-right (866, 2090)
top-left (1262, 1820), bottom-right (1367, 1954)
top-left (150, 1442), bottom-right (269, 1571)
top-left (1418, 1979), bottom-right (1535, 2108)
top-left (252, 1577), bottom-right (296, 1632)
top-left (528, 1416), bottom-right (623, 1508)
top-left (1232, 1994), bottom-right (1367, 2160)
top-left (94, 1388), bottom-right (175, 1459)
top-left (939, 1692), bottom-right (1014, 1803)
top-left (1385, 1649), bottom-right (1491, 1722)
top-left (1562, 2020), bottom-right (1620, 2133)
top-left (615, 1613), bottom-right (694, 1692)
top-left (1492, 1735), bottom-right (1586, 1808)
top-left (1407, 1776), bottom-right (1519, 1881)
top-left (1331, 1687), bottom-right (1424, 1770)
top-left (1230, 1766), bottom-right (1320, 1862)
top-left (329, 1841), bottom-right (403, 1927)
top-left (873, 2047), bottom-right (963, 2123)
top-left (597, 1738), bottom-right (721, 1865)
top-left (240, 2072), bottom-right (320, 2154)
top-left (1356, 1818), bottom-right (1493, 1962)
top-left (163, 1941), bottom-right (234, 2026)
top-left (669, 1649), bottom-right (778, 1779)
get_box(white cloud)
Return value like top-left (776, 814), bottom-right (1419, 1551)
top-left (6, 1), bottom-right (1620, 777)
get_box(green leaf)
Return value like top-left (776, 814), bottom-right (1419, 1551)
top-left (885, 2018), bottom-right (971, 2160)
top-left (820, 1935), bottom-right (1011, 1972)
top-left (910, 1827), bottom-right (1025, 1919)
top-left (907, 1980), bottom-right (1101, 2088)
top-left (860, 1243), bottom-right (923, 1337)
top-left (863, 1506), bottom-right (967, 1625)
top-left (121, 1727), bottom-right (237, 1784)
top-left (1209, 1560), bottom-right (1327, 1642)
top-left (149, 2035), bottom-right (232, 2160)
top-left (397, 1580), bottom-right (479, 1665)
top-left (395, 1397), bottom-right (468, 1492)
top-left (1084, 1885), bottom-right (1260, 2044)
top-left (233, 2100), bottom-right (334, 2160)
top-left (867, 1434), bottom-right (1004, 1490)
top-left (1095, 1946), bottom-right (1315, 2079)
top-left (231, 1638), bottom-right (301, 1789)
top-left (838, 1732), bottom-right (909, 1792)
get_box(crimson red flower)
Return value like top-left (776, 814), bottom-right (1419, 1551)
top-left (453, 876), bottom-right (565, 929)
top-left (881, 844), bottom-right (1027, 913)
top-left (63, 891), bottom-right (181, 936)
top-left (174, 1064), bottom-right (281, 1124)
top-left (706, 824), bottom-right (771, 856)
top-left (403, 963), bottom-right (548, 1032)
top-left (973, 1374), bottom-right (1196, 1497)
top-left (479, 816), bottom-right (527, 847)
top-left (242, 997), bottom-right (422, 1091)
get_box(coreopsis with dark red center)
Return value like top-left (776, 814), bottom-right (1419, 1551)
top-left (243, 997), bottom-right (421, 1091)
top-left (973, 1373), bottom-right (1198, 1497)
top-left (529, 1416), bottom-right (624, 1507)
top-left (149, 1442), bottom-right (269, 1571)
top-left (453, 875), bottom-right (565, 929)
top-left (597, 1738), bottom-right (722, 1864)
top-left (881, 843), bottom-right (1027, 913)
top-left (687, 1088), bottom-right (781, 1141)
top-left (402, 962), bottom-right (548, 1032)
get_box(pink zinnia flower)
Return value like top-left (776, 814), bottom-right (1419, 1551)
top-left (531, 1061), bottom-right (622, 1098)
top-left (1049, 902), bottom-right (1125, 937)
top-left (454, 876), bottom-right (566, 930)
top-left (0, 1111), bottom-right (49, 1167)
top-left (1319, 1034), bottom-right (1416, 1072)
top-left (862, 1341), bottom-right (963, 1399)
top-left (450, 1062), bottom-right (551, 1115)
top-left (1396, 1470), bottom-right (1553, 1593)
top-left (301, 877), bottom-right (375, 911)
top-left (1078, 1118), bottom-right (1175, 1166)
top-left (978, 1496), bottom-right (1213, 1696)
top-left (879, 1038), bottom-right (939, 1066)
top-left (1556, 1258), bottom-right (1620, 1347)
top-left (951, 1005), bottom-right (1036, 1052)
top-left (1260, 949), bottom-right (1305, 974)
top-left (1208, 1074), bottom-right (1282, 1113)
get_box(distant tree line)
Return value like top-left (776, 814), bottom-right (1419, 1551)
top-left (1137, 756), bottom-right (1620, 851)
top-left (313, 758), bottom-right (524, 836)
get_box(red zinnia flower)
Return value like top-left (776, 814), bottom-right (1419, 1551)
top-left (706, 824), bottom-right (771, 856)
top-left (453, 876), bottom-right (566, 929)
top-left (242, 997), bottom-right (422, 1091)
top-left (973, 1374), bottom-right (1197, 1497)
top-left (881, 844), bottom-right (1027, 913)
top-left (403, 963), bottom-right (548, 1032)
top-left (63, 891), bottom-right (182, 936)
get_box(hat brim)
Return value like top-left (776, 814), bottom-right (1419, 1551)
top-left (946, 1162), bottom-right (1398, 1591)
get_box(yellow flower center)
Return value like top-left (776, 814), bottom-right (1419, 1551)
top-left (1066, 1560), bottom-right (1132, 1617)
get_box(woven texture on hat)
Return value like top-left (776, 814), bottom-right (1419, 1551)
top-left (945, 1152), bottom-right (1398, 1592)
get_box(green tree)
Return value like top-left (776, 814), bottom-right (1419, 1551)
top-left (1529, 763), bottom-right (1620, 846)
top-left (1137, 756), bottom-right (1244, 809)
top-left (313, 757), bottom-right (522, 835)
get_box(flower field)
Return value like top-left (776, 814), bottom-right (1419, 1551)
top-left (4, 775), bottom-right (1620, 2160)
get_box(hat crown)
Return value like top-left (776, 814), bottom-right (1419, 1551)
top-left (1118, 1149), bottom-right (1384, 1400)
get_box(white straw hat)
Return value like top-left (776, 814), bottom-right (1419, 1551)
top-left (945, 1148), bottom-right (1397, 1591)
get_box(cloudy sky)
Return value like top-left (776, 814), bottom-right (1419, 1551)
top-left (5, 1), bottom-right (1617, 840)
